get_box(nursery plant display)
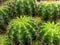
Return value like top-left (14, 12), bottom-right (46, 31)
top-left (8, 16), bottom-right (38, 45)
top-left (39, 22), bottom-right (60, 45)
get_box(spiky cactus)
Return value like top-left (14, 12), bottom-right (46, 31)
top-left (23, 0), bottom-right (31, 15)
top-left (16, 0), bottom-right (37, 16)
top-left (0, 35), bottom-right (10, 45)
top-left (0, 9), bottom-right (8, 31)
top-left (29, 0), bottom-right (37, 16)
top-left (8, 16), bottom-right (38, 45)
top-left (39, 22), bottom-right (60, 45)
top-left (38, 2), bottom-right (46, 17)
top-left (38, 2), bottom-right (60, 22)
top-left (0, 0), bottom-right (37, 30)
top-left (52, 3), bottom-right (59, 23)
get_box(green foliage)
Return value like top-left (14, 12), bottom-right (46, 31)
top-left (39, 22), bottom-right (60, 45)
top-left (8, 16), bottom-right (38, 45)
top-left (0, 35), bottom-right (10, 45)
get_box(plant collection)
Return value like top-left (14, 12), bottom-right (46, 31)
top-left (0, 0), bottom-right (60, 45)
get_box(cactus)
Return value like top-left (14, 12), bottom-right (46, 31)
top-left (0, 0), bottom-right (17, 30)
top-left (0, 0), bottom-right (37, 30)
top-left (0, 6), bottom-right (12, 31)
top-left (29, 0), bottom-right (37, 16)
top-left (38, 2), bottom-right (60, 22)
top-left (39, 22), bottom-right (60, 45)
top-left (0, 9), bottom-right (8, 31)
top-left (23, 0), bottom-right (31, 15)
top-left (16, 0), bottom-right (37, 16)
top-left (52, 3), bottom-right (59, 23)
top-left (38, 2), bottom-right (46, 17)
top-left (0, 35), bottom-right (10, 45)
top-left (8, 16), bottom-right (38, 45)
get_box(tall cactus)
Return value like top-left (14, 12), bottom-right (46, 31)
top-left (39, 22), bottom-right (60, 45)
top-left (8, 16), bottom-right (38, 45)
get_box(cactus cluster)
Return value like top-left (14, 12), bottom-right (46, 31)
top-left (39, 22), bottom-right (60, 45)
top-left (0, 1), bottom-right (60, 45)
top-left (0, 0), bottom-right (37, 30)
top-left (0, 35), bottom-right (10, 45)
top-left (38, 2), bottom-right (60, 22)
top-left (8, 16), bottom-right (38, 45)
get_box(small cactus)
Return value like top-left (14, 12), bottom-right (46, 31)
top-left (39, 22), bottom-right (60, 45)
top-left (8, 16), bottom-right (38, 45)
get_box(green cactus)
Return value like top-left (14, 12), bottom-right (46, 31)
top-left (0, 35), bottom-right (10, 45)
top-left (8, 16), bottom-right (38, 45)
top-left (23, 0), bottom-right (31, 15)
top-left (0, 0), bottom-right (18, 30)
top-left (29, 0), bottom-right (37, 16)
top-left (15, 0), bottom-right (23, 16)
top-left (16, 0), bottom-right (37, 16)
top-left (0, 8), bottom-right (8, 31)
top-left (38, 2), bottom-right (46, 17)
top-left (38, 2), bottom-right (60, 22)
top-left (52, 3), bottom-right (59, 23)
top-left (0, 0), bottom-right (37, 30)
top-left (39, 22), bottom-right (60, 45)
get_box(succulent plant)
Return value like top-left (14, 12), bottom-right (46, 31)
top-left (0, 0), bottom-right (37, 30)
top-left (15, 0), bottom-right (24, 16)
top-left (16, 0), bottom-right (37, 16)
top-left (38, 2), bottom-right (46, 17)
top-left (39, 22), bottom-right (60, 45)
top-left (8, 16), bottom-right (38, 45)
top-left (38, 2), bottom-right (60, 22)
top-left (23, 0), bottom-right (32, 16)
top-left (29, 0), bottom-right (37, 16)
top-left (0, 35), bottom-right (10, 45)
top-left (52, 3), bottom-right (59, 23)
top-left (0, 8), bottom-right (8, 31)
